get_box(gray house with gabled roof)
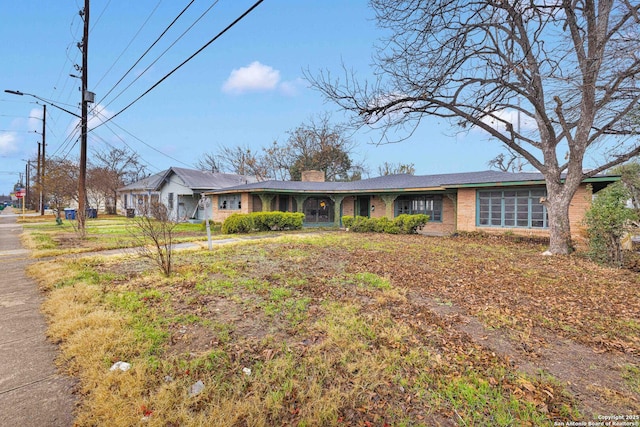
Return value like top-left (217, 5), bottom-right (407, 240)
top-left (117, 167), bottom-right (257, 221)
top-left (205, 169), bottom-right (618, 239)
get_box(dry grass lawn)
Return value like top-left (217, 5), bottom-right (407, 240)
top-left (28, 231), bottom-right (639, 426)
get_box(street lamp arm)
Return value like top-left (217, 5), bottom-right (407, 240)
top-left (4, 89), bottom-right (81, 119)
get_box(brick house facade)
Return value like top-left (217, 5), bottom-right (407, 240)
top-left (207, 170), bottom-right (617, 240)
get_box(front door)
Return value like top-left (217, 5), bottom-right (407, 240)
top-left (357, 196), bottom-right (370, 217)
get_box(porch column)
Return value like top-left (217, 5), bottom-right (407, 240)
top-left (446, 193), bottom-right (458, 230)
top-left (380, 194), bottom-right (399, 219)
top-left (294, 195), bottom-right (307, 213)
top-left (258, 194), bottom-right (275, 212)
top-left (330, 195), bottom-right (345, 227)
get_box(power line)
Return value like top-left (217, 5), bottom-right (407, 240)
top-left (95, 0), bottom-right (196, 108)
top-left (90, 0), bottom-right (265, 132)
top-left (89, 0), bottom-right (112, 33)
top-left (92, 0), bottom-right (163, 90)
top-left (96, 0), bottom-right (215, 112)
top-left (92, 109), bottom-right (192, 169)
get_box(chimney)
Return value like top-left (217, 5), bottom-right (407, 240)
top-left (301, 170), bottom-right (325, 182)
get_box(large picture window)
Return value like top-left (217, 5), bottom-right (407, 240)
top-left (394, 195), bottom-right (442, 221)
top-left (478, 189), bottom-right (547, 228)
top-left (219, 195), bottom-right (241, 210)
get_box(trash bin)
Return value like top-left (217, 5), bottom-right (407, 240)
top-left (126, 208), bottom-right (135, 218)
top-left (86, 208), bottom-right (97, 219)
top-left (64, 209), bottom-right (76, 220)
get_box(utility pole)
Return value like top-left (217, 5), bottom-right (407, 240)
top-left (40, 104), bottom-right (46, 215)
top-left (37, 142), bottom-right (41, 212)
top-left (78, 0), bottom-right (89, 234)
top-left (25, 161), bottom-right (30, 209)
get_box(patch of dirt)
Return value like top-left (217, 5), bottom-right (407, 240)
top-left (411, 291), bottom-right (640, 417)
top-left (94, 232), bottom-right (640, 420)
top-left (166, 292), bottom-right (294, 357)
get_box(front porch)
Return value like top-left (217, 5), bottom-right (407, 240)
top-left (212, 191), bottom-right (456, 234)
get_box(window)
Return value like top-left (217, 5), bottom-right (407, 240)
top-left (168, 193), bottom-right (174, 210)
top-left (219, 195), bottom-right (241, 210)
top-left (394, 195), bottom-right (442, 221)
top-left (478, 189), bottom-right (547, 228)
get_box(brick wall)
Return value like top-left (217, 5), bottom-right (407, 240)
top-left (457, 188), bottom-right (477, 232)
top-left (212, 193), bottom-right (253, 223)
top-left (341, 196), bottom-right (355, 217)
top-left (371, 197), bottom-right (386, 217)
top-left (421, 194), bottom-right (456, 235)
top-left (568, 184), bottom-right (592, 242)
top-left (456, 184), bottom-right (594, 240)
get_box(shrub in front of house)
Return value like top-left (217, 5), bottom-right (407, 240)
top-left (252, 212), bottom-right (305, 231)
top-left (342, 214), bottom-right (428, 234)
top-left (221, 213), bottom-right (254, 234)
top-left (222, 212), bottom-right (305, 234)
top-left (584, 182), bottom-right (638, 266)
top-left (394, 214), bottom-right (430, 234)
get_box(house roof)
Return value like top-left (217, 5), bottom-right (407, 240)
top-left (207, 170), bottom-right (619, 195)
top-left (118, 167), bottom-right (258, 192)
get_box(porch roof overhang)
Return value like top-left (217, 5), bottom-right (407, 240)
top-left (204, 171), bottom-right (621, 197)
top-left (206, 186), bottom-right (449, 196)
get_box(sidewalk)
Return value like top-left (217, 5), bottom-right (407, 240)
top-left (0, 207), bottom-right (76, 426)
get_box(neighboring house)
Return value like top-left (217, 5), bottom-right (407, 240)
top-left (206, 170), bottom-right (618, 239)
top-left (117, 167), bottom-right (257, 221)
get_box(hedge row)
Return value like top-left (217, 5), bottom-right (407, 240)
top-left (342, 214), bottom-right (429, 234)
top-left (221, 212), bottom-right (305, 234)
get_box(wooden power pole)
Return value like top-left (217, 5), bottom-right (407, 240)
top-left (40, 104), bottom-right (46, 215)
top-left (78, 0), bottom-right (89, 234)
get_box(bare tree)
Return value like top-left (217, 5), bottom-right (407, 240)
top-left (378, 162), bottom-right (416, 176)
top-left (91, 147), bottom-right (147, 214)
top-left (199, 114), bottom-right (365, 182)
top-left (281, 114), bottom-right (364, 181)
top-left (487, 149), bottom-right (526, 173)
top-left (310, 0), bottom-right (640, 254)
top-left (195, 152), bottom-right (223, 173)
top-left (128, 201), bottom-right (178, 277)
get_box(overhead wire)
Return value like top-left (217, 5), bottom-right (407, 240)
top-left (90, 0), bottom-right (265, 133)
top-left (89, 0), bottom-right (112, 33)
top-left (96, 0), bottom-right (218, 113)
top-left (87, 129), bottom-right (161, 173)
top-left (92, 109), bottom-right (192, 169)
top-left (92, 0), bottom-right (163, 91)
top-left (94, 0), bottom-right (196, 108)
top-left (45, 11), bottom-right (84, 153)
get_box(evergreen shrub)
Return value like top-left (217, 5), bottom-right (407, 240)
top-left (342, 214), bottom-right (428, 234)
top-left (222, 212), bottom-right (305, 234)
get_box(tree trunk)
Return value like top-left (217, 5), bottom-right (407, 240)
top-left (545, 180), bottom-right (580, 255)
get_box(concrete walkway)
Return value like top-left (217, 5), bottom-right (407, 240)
top-left (0, 207), bottom-right (76, 426)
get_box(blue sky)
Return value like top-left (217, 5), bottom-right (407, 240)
top-left (0, 0), bottom-right (510, 195)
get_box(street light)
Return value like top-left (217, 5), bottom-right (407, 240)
top-left (4, 89), bottom-right (87, 230)
top-left (4, 90), bottom-right (80, 118)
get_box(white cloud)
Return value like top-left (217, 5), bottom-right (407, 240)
top-left (0, 133), bottom-right (19, 156)
top-left (88, 104), bottom-right (114, 129)
top-left (222, 61), bottom-right (281, 94)
top-left (278, 78), bottom-right (305, 97)
top-left (28, 107), bottom-right (44, 132)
